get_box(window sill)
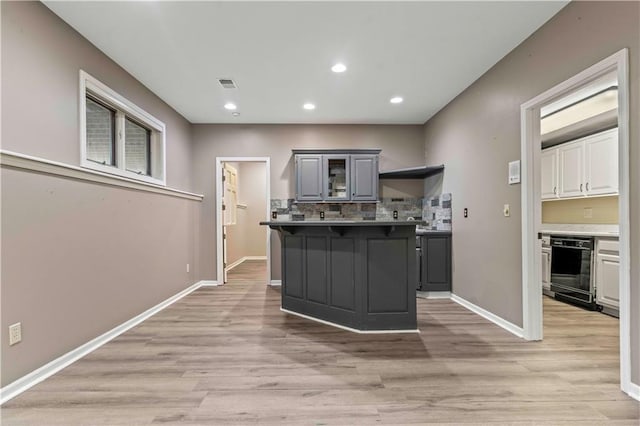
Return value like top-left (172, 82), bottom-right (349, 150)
top-left (81, 159), bottom-right (165, 187)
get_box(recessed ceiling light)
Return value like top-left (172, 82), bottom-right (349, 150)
top-left (224, 102), bottom-right (237, 110)
top-left (390, 97), bottom-right (403, 104)
top-left (232, 112), bottom-right (240, 117)
top-left (303, 103), bottom-right (316, 110)
top-left (331, 63), bottom-right (347, 73)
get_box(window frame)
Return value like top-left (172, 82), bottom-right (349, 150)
top-left (79, 70), bottom-right (166, 186)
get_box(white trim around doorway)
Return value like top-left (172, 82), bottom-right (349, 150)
top-left (520, 48), bottom-right (633, 399)
top-left (215, 157), bottom-right (271, 286)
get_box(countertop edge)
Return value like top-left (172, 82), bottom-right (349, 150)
top-left (540, 229), bottom-right (619, 237)
top-left (540, 223), bottom-right (619, 237)
top-left (260, 221), bottom-right (425, 227)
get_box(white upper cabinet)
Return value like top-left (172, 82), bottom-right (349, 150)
top-left (542, 128), bottom-right (618, 200)
top-left (558, 141), bottom-right (585, 198)
top-left (541, 149), bottom-right (558, 200)
top-left (584, 128), bottom-right (619, 196)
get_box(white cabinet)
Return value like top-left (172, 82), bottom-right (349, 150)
top-left (559, 141), bottom-right (585, 197)
top-left (541, 247), bottom-right (551, 291)
top-left (595, 237), bottom-right (619, 311)
top-left (585, 129), bottom-right (619, 196)
top-left (542, 128), bottom-right (618, 200)
top-left (541, 150), bottom-right (558, 200)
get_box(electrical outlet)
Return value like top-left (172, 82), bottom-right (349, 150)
top-left (463, 208), bottom-right (468, 218)
top-left (186, 263), bottom-right (190, 273)
top-left (503, 204), bottom-right (510, 217)
top-left (9, 323), bottom-right (21, 346)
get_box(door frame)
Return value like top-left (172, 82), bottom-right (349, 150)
top-left (519, 49), bottom-right (632, 396)
top-left (215, 157), bottom-right (271, 285)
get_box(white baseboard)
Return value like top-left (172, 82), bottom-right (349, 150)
top-left (225, 256), bottom-right (267, 272)
top-left (280, 308), bottom-right (420, 334)
top-left (626, 381), bottom-right (640, 401)
top-left (416, 291), bottom-right (451, 299)
top-left (269, 280), bottom-right (282, 286)
top-left (450, 293), bottom-right (524, 338)
top-left (224, 257), bottom-right (245, 272)
top-left (197, 280), bottom-right (219, 287)
top-left (0, 280), bottom-right (206, 404)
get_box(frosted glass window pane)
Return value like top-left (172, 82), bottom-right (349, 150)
top-left (125, 118), bottom-right (150, 175)
top-left (86, 97), bottom-right (115, 165)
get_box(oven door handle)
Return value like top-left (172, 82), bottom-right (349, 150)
top-left (552, 245), bottom-right (592, 251)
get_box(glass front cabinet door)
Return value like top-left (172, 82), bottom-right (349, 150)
top-left (323, 155), bottom-right (350, 201)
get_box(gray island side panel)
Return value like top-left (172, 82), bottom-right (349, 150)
top-left (264, 221), bottom-right (418, 331)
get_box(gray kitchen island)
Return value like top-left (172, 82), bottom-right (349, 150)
top-left (261, 220), bottom-right (420, 333)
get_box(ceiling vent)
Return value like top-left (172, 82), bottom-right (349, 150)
top-left (218, 78), bottom-right (237, 89)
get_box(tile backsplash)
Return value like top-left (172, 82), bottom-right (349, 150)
top-left (270, 193), bottom-right (451, 229)
top-left (422, 193), bottom-right (452, 231)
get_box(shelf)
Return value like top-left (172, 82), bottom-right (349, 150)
top-left (379, 165), bottom-right (444, 179)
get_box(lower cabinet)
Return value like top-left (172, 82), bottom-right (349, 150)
top-left (595, 237), bottom-right (620, 311)
top-left (419, 233), bottom-right (451, 292)
top-left (541, 235), bottom-right (551, 292)
top-left (541, 248), bottom-right (551, 291)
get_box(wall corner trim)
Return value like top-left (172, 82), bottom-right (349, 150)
top-left (269, 280), bottom-right (282, 286)
top-left (627, 381), bottom-right (640, 402)
top-left (0, 280), bottom-right (208, 405)
top-left (0, 150), bottom-right (204, 201)
top-left (450, 293), bottom-right (524, 339)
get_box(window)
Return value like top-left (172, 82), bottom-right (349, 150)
top-left (80, 70), bottom-right (166, 185)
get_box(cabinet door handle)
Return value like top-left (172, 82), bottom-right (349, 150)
top-left (553, 186), bottom-right (557, 195)
top-left (580, 184), bottom-right (583, 192)
top-left (586, 182), bottom-right (589, 191)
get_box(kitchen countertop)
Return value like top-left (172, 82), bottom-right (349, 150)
top-left (540, 223), bottom-right (619, 237)
top-left (416, 229), bottom-right (452, 236)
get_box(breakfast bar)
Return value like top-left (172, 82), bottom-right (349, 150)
top-left (261, 221), bottom-right (419, 332)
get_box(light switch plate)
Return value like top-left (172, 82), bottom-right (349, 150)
top-left (503, 204), bottom-right (510, 217)
top-left (508, 160), bottom-right (521, 185)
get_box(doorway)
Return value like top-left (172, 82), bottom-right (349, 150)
top-left (520, 49), bottom-right (632, 397)
top-left (215, 157), bottom-right (271, 285)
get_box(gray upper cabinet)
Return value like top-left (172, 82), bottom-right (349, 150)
top-left (350, 154), bottom-right (378, 201)
top-left (293, 149), bottom-right (380, 202)
top-left (323, 155), bottom-right (350, 201)
top-left (295, 154), bottom-right (323, 201)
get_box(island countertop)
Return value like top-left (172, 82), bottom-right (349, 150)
top-left (260, 220), bottom-right (425, 227)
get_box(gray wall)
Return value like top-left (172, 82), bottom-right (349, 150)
top-left (191, 124), bottom-right (426, 280)
top-left (225, 162), bottom-right (267, 267)
top-left (1, 2), bottom-right (199, 386)
top-left (422, 1), bottom-right (639, 384)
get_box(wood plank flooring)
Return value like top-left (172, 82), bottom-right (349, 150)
top-left (2, 263), bottom-right (638, 424)
top-left (226, 259), bottom-right (267, 283)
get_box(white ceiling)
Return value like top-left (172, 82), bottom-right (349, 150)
top-left (44, 1), bottom-right (568, 124)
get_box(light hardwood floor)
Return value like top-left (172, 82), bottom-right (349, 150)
top-left (2, 261), bottom-right (638, 424)
top-left (226, 259), bottom-right (268, 283)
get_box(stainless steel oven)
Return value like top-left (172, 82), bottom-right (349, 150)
top-left (550, 235), bottom-right (596, 309)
